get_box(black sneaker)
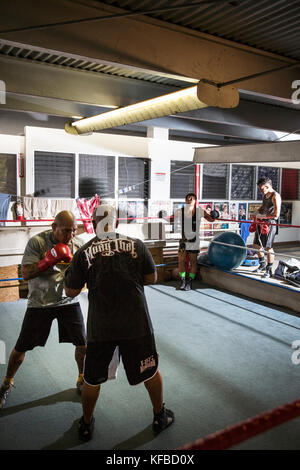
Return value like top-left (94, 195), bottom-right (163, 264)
top-left (179, 277), bottom-right (186, 290)
top-left (262, 268), bottom-right (272, 279)
top-left (0, 380), bottom-right (14, 409)
top-left (253, 263), bottom-right (267, 273)
top-left (78, 416), bottom-right (95, 442)
top-left (184, 277), bottom-right (192, 291)
top-left (152, 404), bottom-right (174, 434)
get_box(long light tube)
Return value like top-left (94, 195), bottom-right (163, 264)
top-left (65, 81), bottom-right (239, 135)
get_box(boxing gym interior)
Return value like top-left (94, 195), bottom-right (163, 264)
top-left (1, 0), bottom-right (300, 452)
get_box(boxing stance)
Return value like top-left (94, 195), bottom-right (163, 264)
top-left (0, 211), bottom-right (87, 409)
top-left (252, 177), bottom-right (281, 278)
top-left (176, 193), bottom-right (215, 291)
top-left (64, 204), bottom-right (174, 441)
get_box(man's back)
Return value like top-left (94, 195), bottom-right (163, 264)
top-left (65, 233), bottom-right (156, 342)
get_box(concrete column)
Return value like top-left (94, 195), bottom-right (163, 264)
top-left (147, 127), bottom-right (170, 202)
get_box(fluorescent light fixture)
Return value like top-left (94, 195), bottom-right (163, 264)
top-left (65, 81), bottom-right (239, 135)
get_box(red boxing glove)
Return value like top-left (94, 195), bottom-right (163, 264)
top-left (38, 243), bottom-right (72, 272)
top-left (261, 224), bottom-right (269, 235)
top-left (249, 222), bottom-right (257, 233)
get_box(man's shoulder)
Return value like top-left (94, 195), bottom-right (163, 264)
top-left (72, 234), bottom-right (89, 250)
top-left (75, 236), bottom-right (98, 253)
top-left (28, 230), bottom-right (51, 246)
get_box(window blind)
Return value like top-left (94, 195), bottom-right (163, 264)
top-left (202, 163), bottom-right (229, 199)
top-left (79, 154), bottom-right (115, 198)
top-left (118, 157), bottom-right (150, 199)
top-left (34, 151), bottom-right (75, 198)
top-left (170, 161), bottom-right (195, 199)
top-left (0, 153), bottom-right (16, 195)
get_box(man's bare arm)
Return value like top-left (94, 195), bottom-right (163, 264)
top-left (21, 263), bottom-right (41, 281)
top-left (65, 286), bottom-right (82, 298)
top-left (271, 193), bottom-right (281, 219)
top-left (144, 271), bottom-right (157, 285)
top-left (204, 211), bottom-right (215, 222)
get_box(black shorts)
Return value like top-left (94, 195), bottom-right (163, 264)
top-left (15, 303), bottom-right (86, 352)
top-left (84, 334), bottom-right (159, 386)
top-left (253, 219), bottom-right (278, 249)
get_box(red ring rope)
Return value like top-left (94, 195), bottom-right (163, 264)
top-left (216, 217), bottom-right (300, 229)
top-left (177, 398), bottom-right (300, 450)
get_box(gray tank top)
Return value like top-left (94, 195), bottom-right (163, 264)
top-left (261, 192), bottom-right (278, 219)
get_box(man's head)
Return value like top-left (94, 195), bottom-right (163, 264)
top-left (92, 204), bottom-right (118, 237)
top-left (185, 193), bottom-right (197, 205)
top-left (257, 177), bottom-right (273, 196)
top-left (52, 211), bottom-right (77, 245)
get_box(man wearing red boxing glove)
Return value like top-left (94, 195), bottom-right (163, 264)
top-left (0, 211), bottom-right (87, 409)
top-left (252, 177), bottom-right (281, 278)
top-left (37, 242), bottom-right (73, 271)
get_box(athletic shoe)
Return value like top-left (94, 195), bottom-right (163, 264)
top-left (184, 277), bottom-right (192, 291)
top-left (253, 263), bottom-right (267, 273)
top-left (78, 416), bottom-right (95, 441)
top-left (179, 277), bottom-right (186, 290)
top-left (0, 379), bottom-right (14, 409)
top-left (152, 404), bottom-right (175, 434)
top-left (262, 268), bottom-right (272, 279)
top-left (76, 375), bottom-right (84, 395)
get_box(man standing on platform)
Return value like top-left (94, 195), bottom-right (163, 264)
top-left (176, 193), bottom-right (215, 291)
top-left (253, 177), bottom-right (281, 278)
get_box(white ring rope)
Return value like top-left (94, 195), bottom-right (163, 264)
top-left (207, 239), bottom-right (300, 262)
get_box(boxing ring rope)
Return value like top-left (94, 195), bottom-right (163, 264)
top-left (213, 217), bottom-right (300, 230)
top-left (0, 218), bottom-right (91, 223)
top-left (0, 215), bottom-right (299, 229)
top-left (0, 215), bottom-right (299, 281)
top-left (208, 239), bottom-right (300, 262)
top-left (177, 397), bottom-right (300, 450)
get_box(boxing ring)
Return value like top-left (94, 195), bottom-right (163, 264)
top-left (0, 214), bottom-right (300, 450)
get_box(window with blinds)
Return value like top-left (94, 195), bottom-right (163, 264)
top-left (79, 154), bottom-right (115, 199)
top-left (0, 153), bottom-right (16, 195)
top-left (34, 151), bottom-right (75, 198)
top-left (118, 157), bottom-right (150, 199)
top-left (202, 163), bottom-right (229, 199)
top-left (170, 161), bottom-right (195, 199)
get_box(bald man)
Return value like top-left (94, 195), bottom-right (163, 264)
top-left (0, 211), bottom-right (87, 409)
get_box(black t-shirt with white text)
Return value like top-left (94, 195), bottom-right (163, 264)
top-left (65, 233), bottom-right (156, 342)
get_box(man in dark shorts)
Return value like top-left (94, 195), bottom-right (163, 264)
top-left (0, 211), bottom-right (87, 408)
top-left (64, 204), bottom-right (174, 441)
top-left (253, 177), bottom-right (281, 278)
top-left (175, 193), bottom-right (215, 291)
